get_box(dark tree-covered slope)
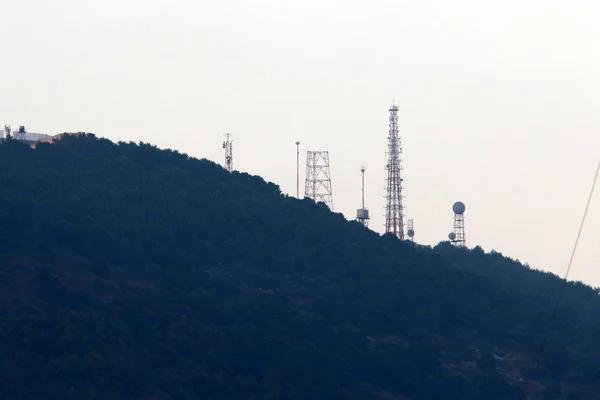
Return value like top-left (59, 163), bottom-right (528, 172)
top-left (0, 134), bottom-right (599, 400)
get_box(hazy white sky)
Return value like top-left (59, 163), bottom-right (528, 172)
top-left (1, 0), bottom-right (600, 286)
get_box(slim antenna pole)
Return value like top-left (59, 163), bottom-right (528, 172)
top-left (361, 166), bottom-right (365, 209)
top-left (295, 141), bottom-right (300, 198)
top-left (356, 166), bottom-right (370, 227)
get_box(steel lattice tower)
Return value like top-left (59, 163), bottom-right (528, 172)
top-left (384, 103), bottom-right (405, 239)
top-left (451, 201), bottom-right (466, 247)
top-left (305, 150), bottom-right (333, 210)
top-left (452, 214), bottom-right (465, 246)
top-left (222, 133), bottom-right (233, 172)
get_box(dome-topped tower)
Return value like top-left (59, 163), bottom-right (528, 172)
top-left (450, 201), bottom-right (466, 247)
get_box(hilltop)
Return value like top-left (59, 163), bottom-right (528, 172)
top-left (0, 134), bottom-right (599, 399)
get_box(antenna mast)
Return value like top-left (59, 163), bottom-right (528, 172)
top-left (3, 124), bottom-right (11, 139)
top-left (305, 150), bottom-right (333, 210)
top-left (222, 133), bottom-right (233, 172)
top-left (356, 166), bottom-right (370, 227)
top-left (295, 141), bottom-right (300, 198)
top-left (362, 167), bottom-right (365, 209)
top-left (384, 102), bottom-right (405, 239)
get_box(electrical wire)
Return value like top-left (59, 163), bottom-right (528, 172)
top-left (548, 161), bottom-right (599, 331)
top-left (531, 160), bottom-right (600, 397)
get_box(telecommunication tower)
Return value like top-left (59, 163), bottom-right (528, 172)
top-left (305, 150), bottom-right (333, 210)
top-left (384, 102), bottom-right (405, 239)
top-left (295, 141), bottom-right (301, 198)
top-left (222, 133), bottom-right (233, 172)
top-left (14, 126), bottom-right (27, 141)
top-left (407, 218), bottom-right (415, 242)
top-left (451, 201), bottom-right (466, 247)
top-left (356, 166), bottom-right (369, 227)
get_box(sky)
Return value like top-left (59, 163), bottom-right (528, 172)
top-left (1, 0), bottom-right (599, 286)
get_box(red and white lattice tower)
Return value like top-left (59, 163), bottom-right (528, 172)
top-left (305, 150), bottom-right (333, 210)
top-left (384, 103), bottom-right (405, 239)
top-left (222, 133), bottom-right (233, 172)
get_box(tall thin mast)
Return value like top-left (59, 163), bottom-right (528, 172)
top-left (295, 141), bottom-right (300, 198)
top-left (356, 166), bottom-right (370, 227)
top-left (361, 166), bottom-right (365, 209)
top-left (223, 133), bottom-right (233, 172)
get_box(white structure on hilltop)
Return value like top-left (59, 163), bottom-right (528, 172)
top-left (1, 125), bottom-right (52, 142)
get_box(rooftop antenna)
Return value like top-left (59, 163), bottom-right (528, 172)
top-left (451, 201), bottom-right (466, 246)
top-left (222, 133), bottom-right (233, 172)
top-left (384, 101), bottom-right (405, 239)
top-left (295, 141), bottom-right (301, 198)
top-left (305, 150), bottom-right (333, 210)
top-left (356, 166), bottom-right (370, 227)
top-left (407, 218), bottom-right (415, 242)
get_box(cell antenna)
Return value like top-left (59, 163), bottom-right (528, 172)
top-left (356, 166), bottom-right (370, 227)
top-left (305, 150), bottom-right (333, 210)
top-left (222, 133), bottom-right (233, 172)
top-left (451, 201), bottom-right (466, 247)
top-left (384, 102), bottom-right (405, 239)
top-left (407, 218), bottom-right (415, 242)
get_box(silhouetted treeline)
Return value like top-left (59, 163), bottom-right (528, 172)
top-left (0, 134), bottom-right (598, 399)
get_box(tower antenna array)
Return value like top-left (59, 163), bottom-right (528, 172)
top-left (356, 166), bottom-right (370, 227)
top-left (384, 102), bottom-right (405, 239)
top-left (222, 133), bottom-right (233, 172)
top-left (295, 141), bottom-right (301, 198)
top-left (407, 218), bottom-right (415, 242)
top-left (450, 201), bottom-right (466, 247)
top-left (305, 150), bottom-right (333, 210)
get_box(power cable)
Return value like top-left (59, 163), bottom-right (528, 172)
top-left (529, 160), bottom-right (600, 398)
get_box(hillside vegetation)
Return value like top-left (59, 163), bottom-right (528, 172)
top-left (0, 134), bottom-right (599, 399)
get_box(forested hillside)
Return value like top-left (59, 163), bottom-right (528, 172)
top-left (0, 133), bottom-right (599, 400)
